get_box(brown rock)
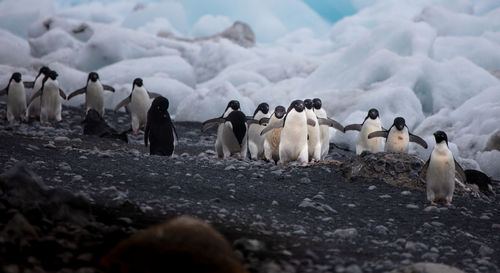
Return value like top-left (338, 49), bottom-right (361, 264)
top-left (391, 262), bottom-right (466, 273)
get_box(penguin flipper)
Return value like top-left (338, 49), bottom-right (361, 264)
top-left (260, 120), bottom-right (284, 136)
top-left (409, 133), bottom-right (428, 149)
top-left (172, 122), bottom-right (179, 141)
top-left (23, 81), bottom-right (34, 88)
top-left (318, 117), bottom-right (344, 132)
top-left (246, 119), bottom-right (260, 126)
top-left (0, 87), bottom-right (6, 96)
top-left (307, 118), bottom-right (316, 127)
top-left (368, 131), bottom-right (388, 139)
top-left (67, 88), bottom-right (86, 100)
top-left (102, 84), bottom-right (115, 92)
top-left (28, 89), bottom-right (43, 105)
top-left (419, 158), bottom-right (430, 183)
top-left (201, 118), bottom-right (225, 132)
top-left (344, 124), bottom-right (362, 132)
top-left (259, 117), bottom-right (270, 125)
top-left (454, 160), bottom-right (467, 184)
top-left (144, 120), bottom-right (150, 147)
top-left (59, 89), bottom-right (67, 100)
top-left (114, 97), bottom-right (131, 112)
top-left (147, 92), bottom-right (161, 99)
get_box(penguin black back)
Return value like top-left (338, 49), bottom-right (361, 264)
top-left (226, 111), bottom-right (247, 145)
top-left (145, 96), bottom-right (176, 156)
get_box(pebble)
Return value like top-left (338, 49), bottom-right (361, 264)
top-left (344, 264), bottom-right (362, 273)
top-left (379, 194), bottom-right (391, 199)
top-left (58, 162), bottom-right (72, 171)
top-left (224, 165), bottom-right (236, 171)
top-left (332, 228), bottom-right (357, 239)
top-left (169, 185), bottom-right (181, 190)
top-left (72, 175), bottom-right (83, 182)
top-left (300, 177), bottom-right (311, 184)
top-left (406, 204), bottom-right (419, 209)
top-left (54, 136), bottom-right (70, 142)
top-left (368, 185), bottom-right (377, 190)
top-left (479, 245), bottom-right (494, 256)
top-left (424, 206), bottom-right (440, 213)
top-left (375, 225), bottom-right (389, 235)
top-left (400, 191), bottom-right (411, 195)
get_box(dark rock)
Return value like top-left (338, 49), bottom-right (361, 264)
top-left (390, 262), bottom-right (466, 273)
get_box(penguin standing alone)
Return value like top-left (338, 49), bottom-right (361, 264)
top-left (420, 131), bottom-right (466, 206)
top-left (368, 117), bottom-right (427, 153)
top-left (0, 72), bottom-right (27, 124)
top-left (145, 96), bottom-right (178, 156)
top-left (344, 108), bottom-right (384, 155)
top-left (67, 72), bottom-right (115, 116)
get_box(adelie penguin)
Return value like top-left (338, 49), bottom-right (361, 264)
top-left (28, 70), bottom-right (67, 124)
top-left (247, 102), bottom-right (271, 160)
top-left (344, 108), bottom-right (383, 155)
top-left (261, 100), bottom-right (316, 166)
top-left (202, 100), bottom-right (247, 159)
top-left (25, 66), bottom-right (51, 119)
top-left (260, 105), bottom-right (286, 164)
top-left (0, 72), bottom-right (27, 124)
top-left (368, 117), bottom-right (427, 153)
top-left (420, 131), bottom-right (467, 206)
top-left (67, 72), bottom-right (115, 116)
top-left (114, 78), bottom-right (160, 134)
top-left (304, 99), bottom-right (321, 162)
top-left (312, 98), bottom-right (344, 159)
top-left (145, 96), bottom-right (178, 156)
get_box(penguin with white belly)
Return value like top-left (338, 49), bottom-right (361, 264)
top-left (28, 70), bottom-right (67, 124)
top-left (344, 108), bottom-right (384, 155)
top-left (67, 72), bottom-right (115, 116)
top-left (202, 104), bottom-right (248, 159)
top-left (368, 117), bottom-right (427, 153)
top-left (260, 105), bottom-right (286, 164)
top-left (304, 99), bottom-right (321, 162)
top-left (419, 131), bottom-right (467, 206)
top-left (312, 98), bottom-right (344, 159)
top-left (25, 66), bottom-right (51, 119)
top-left (0, 72), bottom-right (27, 124)
top-left (261, 100), bottom-right (316, 166)
top-left (114, 78), bottom-right (161, 134)
top-left (248, 102), bottom-right (271, 160)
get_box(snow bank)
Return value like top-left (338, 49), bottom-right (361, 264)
top-left (0, 0), bottom-right (54, 38)
top-left (0, 29), bottom-right (33, 67)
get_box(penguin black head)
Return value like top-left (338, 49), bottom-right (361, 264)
top-left (225, 110), bottom-right (247, 145)
top-left (434, 130), bottom-right (448, 145)
top-left (253, 102), bottom-right (269, 117)
top-left (38, 66), bottom-right (50, 77)
top-left (47, 70), bottom-right (58, 80)
top-left (274, 106), bottom-right (286, 119)
top-left (304, 99), bottom-right (313, 110)
top-left (88, 72), bottom-right (99, 82)
top-left (367, 108), bottom-right (379, 120)
top-left (394, 117), bottom-right (406, 131)
top-left (312, 98), bottom-right (322, 110)
top-left (11, 72), bottom-right (22, 83)
top-left (226, 100), bottom-right (240, 111)
top-left (288, 100), bottom-right (305, 113)
top-left (133, 78), bottom-right (143, 88)
top-left (150, 96), bottom-right (170, 120)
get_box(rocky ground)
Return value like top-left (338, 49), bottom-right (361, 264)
top-left (0, 102), bottom-right (498, 273)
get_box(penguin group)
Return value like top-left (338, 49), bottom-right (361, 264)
top-left (1, 69), bottom-right (176, 156)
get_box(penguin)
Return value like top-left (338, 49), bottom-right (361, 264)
top-left (419, 131), bottom-right (467, 206)
top-left (114, 78), bottom-right (160, 134)
top-left (28, 70), bottom-right (67, 124)
top-left (344, 108), bottom-right (384, 155)
top-left (0, 72), bottom-right (27, 124)
top-left (145, 96), bottom-right (178, 156)
top-left (261, 100), bottom-right (316, 166)
top-left (312, 98), bottom-right (344, 159)
top-left (82, 109), bottom-right (129, 143)
top-left (100, 216), bottom-right (249, 273)
top-left (202, 109), bottom-right (248, 159)
top-left (304, 99), bottom-right (322, 162)
top-left (247, 102), bottom-right (271, 160)
top-left (484, 129), bottom-right (500, 152)
top-left (464, 169), bottom-right (495, 196)
top-left (367, 117), bottom-right (428, 153)
top-left (25, 66), bottom-right (51, 119)
top-left (202, 100), bottom-right (242, 158)
top-left (261, 105), bottom-right (286, 164)
top-left (67, 72), bottom-right (115, 116)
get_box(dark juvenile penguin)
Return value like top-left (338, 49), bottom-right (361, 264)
top-left (82, 109), bottom-right (128, 142)
top-left (464, 169), bottom-right (495, 195)
top-left (420, 131), bottom-right (467, 206)
top-left (100, 216), bottom-right (248, 273)
top-left (144, 96), bottom-right (178, 156)
top-left (368, 117), bottom-right (427, 153)
top-left (67, 72), bottom-right (115, 116)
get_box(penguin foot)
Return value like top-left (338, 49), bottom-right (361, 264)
top-left (445, 201), bottom-right (452, 207)
top-left (430, 201), bottom-right (438, 206)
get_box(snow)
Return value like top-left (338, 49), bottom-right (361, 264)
top-left (0, 0), bottom-right (499, 178)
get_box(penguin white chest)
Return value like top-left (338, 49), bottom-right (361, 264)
top-left (86, 81), bottom-right (104, 115)
top-left (130, 88), bottom-right (150, 131)
top-left (40, 80), bottom-right (62, 122)
top-left (280, 112), bottom-right (308, 163)
top-left (386, 127), bottom-right (409, 153)
top-left (357, 118), bottom-right (382, 154)
top-left (7, 82), bottom-right (27, 122)
top-left (426, 144), bottom-right (455, 201)
top-left (248, 111), bottom-right (270, 159)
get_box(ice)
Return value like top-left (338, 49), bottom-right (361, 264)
top-left (433, 36), bottom-right (500, 70)
top-left (191, 15), bottom-right (233, 38)
top-left (0, 29), bottom-right (33, 67)
top-left (0, 0), bottom-right (55, 38)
